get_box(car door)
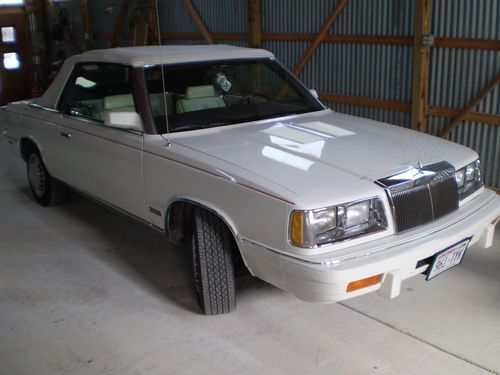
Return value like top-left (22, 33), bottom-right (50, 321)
top-left (55, 63), bottom-right (147, 221)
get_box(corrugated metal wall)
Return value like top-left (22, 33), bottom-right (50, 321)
top-left (427, 0), bottom-right (500, 188)
top-left (87, 0), bottom-right (499, 187)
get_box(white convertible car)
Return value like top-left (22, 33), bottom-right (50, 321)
top-left (2, 45), bottom-right (499, 314)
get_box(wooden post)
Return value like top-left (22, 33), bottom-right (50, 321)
top-left (81, 0), bottom-right (92, 50)
top-left (410, 0), bottom-right (432, 132)
top-left (183, 0), bottom-right (214, 44)
top-left (248, 0), bottom-right (261, 48)
top-left (293, 0), bottom-right (348, 76)
top-left (439, 72), bottom-right (500, 138)
top-left (147, 0), bottom-right (160, 45)
top-left (131, 0), bottom-right (157, 46)
top-left (110, 0), bottom-right (130, 48)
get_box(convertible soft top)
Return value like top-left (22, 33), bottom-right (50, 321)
top-left (35, 45), bottom-right (274, 109)
top-left (80, 45), bottom-right (274, 66)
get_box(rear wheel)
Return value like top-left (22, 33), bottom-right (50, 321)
top-left (27, 151), bottom-right (67, 206)
top-left (192, 208), bottom-right (236, 315)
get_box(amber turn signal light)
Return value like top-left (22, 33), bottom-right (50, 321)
top-left (290, 211), bottom-right (304, 246)
top-left (346, 274), bottom-right (383, 293)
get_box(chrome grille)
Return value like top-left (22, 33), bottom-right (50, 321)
top-left (377, 162), bottom-right (458, 232)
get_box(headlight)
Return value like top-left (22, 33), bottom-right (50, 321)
top-left (455, 160), bottom-right (483, 200)
top-left (290, 198), bottom-right (388, 248)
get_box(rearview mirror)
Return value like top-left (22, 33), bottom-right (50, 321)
top-left (105, 111), bottom-right (143, 132)
top-left (309, 89), bottom-right (319, 99)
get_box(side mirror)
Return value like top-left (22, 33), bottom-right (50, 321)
top-left (309, 89), bottom-right (319, 99)
top-left (105, 111), bottom-right (143, 132)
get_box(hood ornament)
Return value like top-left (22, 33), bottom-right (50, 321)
top-left (417, 160), bottom-right (424, 173)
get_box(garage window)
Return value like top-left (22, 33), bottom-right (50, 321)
top-left (3, 52), bottom-right (20, 70)
top-left (1, 27), bottom-right (16, 43)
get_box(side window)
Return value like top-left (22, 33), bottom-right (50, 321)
top-left (59, 64), bottom-right (136, 123)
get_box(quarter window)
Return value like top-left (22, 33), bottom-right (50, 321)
top-left (59, 63), bottom-right (136, 123)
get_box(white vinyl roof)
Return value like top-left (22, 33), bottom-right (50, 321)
top-left (36, 45), bottom-right (275, 109)
top-left (77, 45), bottom-right (274, 67)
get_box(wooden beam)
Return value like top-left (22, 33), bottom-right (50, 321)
top-left (132, 4), bottom-right (148, 46)
top-left (318, 93), bottom-right (411, 112)
top-left (248, 0), bottom-right (262, 48)
top-left (293, 0), bottom-right (348, 76)
top-left (265, 33), bottom-right (413, 45)
top-left (135, 32), bottom-right (500, 51)
top-left (428, 107), bottom-right (500, 126)
top-left (146, 0), bottom-right (159, 44)
top-left (183, 0), bottom-right (214, 44)
top-left (410, 0), bottom-right (432, 133)
top-left (435, 38), bottom-right (500, 51)
top-left (318, 93), bottom-right (500, 126)
top-left (110, 0), bottom-right (130, 48)
top-left (161, 32), bottom-right (247, 41)
top-left (439, 72), bottom-right (500, 137)
top-left (275, 34), bottom-right (500, 50)
top-left (130, 0), bottom-right (157, 46)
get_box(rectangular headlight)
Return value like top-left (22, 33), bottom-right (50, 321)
top-left (455, 160), bottom-right (483, 200)
top-left (290, 198), bottom-right (387, 248)
top-left (344, 200), bottom-right (371, 229)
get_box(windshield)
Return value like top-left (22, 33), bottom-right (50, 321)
top-left (144, 58), bottom-right (324, 133)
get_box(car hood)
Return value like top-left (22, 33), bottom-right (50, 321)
top-left (172, 110), bottom-right (476, 206)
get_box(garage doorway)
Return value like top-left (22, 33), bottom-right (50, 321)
top-left (0, 10), bottom-right (31, 105)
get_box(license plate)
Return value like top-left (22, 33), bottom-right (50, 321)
top-left (426, 238), bottom-right (471, 280)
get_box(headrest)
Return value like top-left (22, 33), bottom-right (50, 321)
top-left (104, 94), bottom-right (134, 109)
top-left (185, 85), bottom-right (215, 99)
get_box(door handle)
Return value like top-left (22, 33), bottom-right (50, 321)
top-left (60, 132), bottom-right (72, 139)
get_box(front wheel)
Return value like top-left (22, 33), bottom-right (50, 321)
top-left (27, 151), bottom-right (67, 206)
top-left (192, 208), bottom-right (236, 315)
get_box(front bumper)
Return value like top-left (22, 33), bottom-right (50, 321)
top-left (240, 189), bottom-right (500, 303)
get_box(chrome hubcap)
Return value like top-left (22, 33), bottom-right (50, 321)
top-left (28, 155), bottom-right (45, 198)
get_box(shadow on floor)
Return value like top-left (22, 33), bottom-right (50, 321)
top-left (40, 189), bottom-right (271, 315)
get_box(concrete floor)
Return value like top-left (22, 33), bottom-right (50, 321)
top-left (1, 141), bottom-right (500, 375)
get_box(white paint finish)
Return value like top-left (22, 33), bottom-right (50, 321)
top-left (142, 138), bottom-right (291, 251)
top-left (0, 145), bottom-right (499, 374)
top-left (55, 116), bottom-right (147, 220)
top-left (243, 191), bottom-right (499, 303)
top-left (2, 46), bottom-right (498, 306)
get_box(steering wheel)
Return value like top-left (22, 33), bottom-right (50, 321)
top-left (236, 92), bottom-right (270, 105)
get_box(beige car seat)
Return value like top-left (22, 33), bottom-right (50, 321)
top-left (176, 85), bottom-right (225, 114)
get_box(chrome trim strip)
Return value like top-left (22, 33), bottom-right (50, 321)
top-left (240, 237), bottom-right (321, 265)
top-left (28, 102), bottom-right (61, 113)
top-left (67, 185), bottom-right (165, 233)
